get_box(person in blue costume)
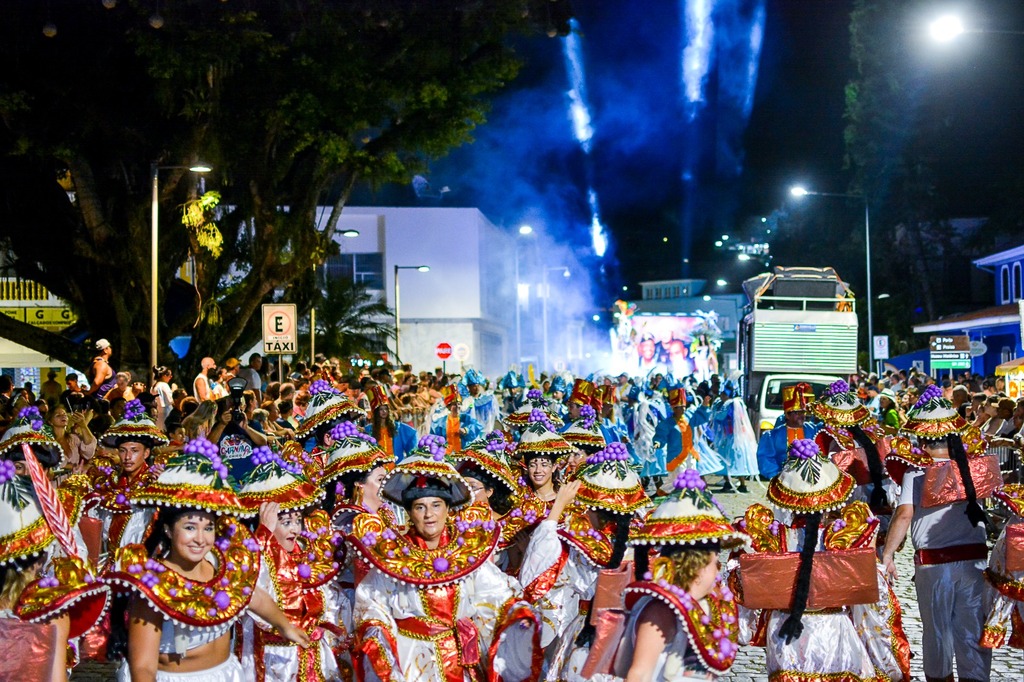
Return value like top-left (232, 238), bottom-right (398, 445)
top-left (632, 383), bottom-right (667, 490)
top-left (497, 370), bottom-right (526, 417)
top-left (546, 375), bottom-right (569, 421)
top-left (430, 384), bottom-right (483, 453)
top-left (463, 369), bottom-right (498, 433)
top-left (756, 382), bottom-right (820, 480)
top-left (365, 384), bottom-right (417, 462)
top-left (706, 380), bottom-right (760, 493)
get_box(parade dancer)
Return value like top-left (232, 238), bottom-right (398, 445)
top-left (104, 439), bottom-right (309, 681)
top-left (290, 379), bottom-right (364, 478)
top-left (516, 414), bottom-right (576, 507)
top-left (462, 369), bottom-right (497, 434)
top-left (598, 468), bottom-right (746, 680)
top-left (881, 385), bottom-right (996, 682)
top-left (734, 438), bottom-right (886, 681)
top-left (756, 383), bottom-right (819, 479)
top-left (519, 441), bottom-right (649, 681)
top-left (430, 385), bottom-right (482, 454)
top-left (237, 446), bottom-right (346, 681)
top-left (706, 381), bottom-right (759, 493)
top-left (366, 384), bottom-right (417, 462)
top-left (980, 484), bottom-right (1024, 652)
top-left (349, 442), bottom-right (543, 681)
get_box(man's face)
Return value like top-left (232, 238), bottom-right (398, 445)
top-left (469, 384), bottom-right (481, 397)
top-left (785, 410), bottom-right (806, 428)
top-left (117, 441), bottom-right (150, 475)
top-left (251, 356), bottom-right (263, 370)
top-left (639, 340), bottom-right (655, 361)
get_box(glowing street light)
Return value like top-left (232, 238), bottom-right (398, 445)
top-left (930, 15), bottom-right (964, 42)
top-left (519, 224), bottom-right (534, 235)
top-left (340, 229), bottom-right (360, 238)
top-left (393, 264), bottom-right (430, 360)
top-left (716, 278), bottom-right (727, 287)
top-left (790, 186), bottom-right (809, 197)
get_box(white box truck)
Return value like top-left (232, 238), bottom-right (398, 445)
top-left (738, 267), bottom-right (859, 435)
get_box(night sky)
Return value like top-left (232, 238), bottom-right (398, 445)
top-left (355, 0), bottom-right (1024, 301)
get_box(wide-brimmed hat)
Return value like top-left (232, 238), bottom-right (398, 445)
top-left (101, 399), bottom-right (169, 449)
top-left (502, 391), bottom-right (565, 429)
top-left (574, 442), bottom-right (649, 515)
top-left (515, 417), bottom-right (574, 462)
top-left (295, 379), bottom-right (362, 439)
top-left (631, 469), bottom-right (745, 549)
top-left (380, 437), bottom-right (471, 509)
top-left (237, 446), bottom-right (324, 513)
top-left (320, 421), bottom-right (392, 486)
top-left (561, 406), bottom-right (606, 454)
top-left (766, 438), bottom-right (855, 514)
top-left (0, 407), bottom-right (63, 467)
top-left (901, 384), bottom-right (968, 440)
top-left (0, 462), bottom-right (57, 565)
top-left (808, 379), bottom-right (872, 428)
top-left (451, 431), bottom-right (518, 495)
top-left (15, 555), bottom-right (109, 639)
top-left (132, 438), bottom-right (251, 517)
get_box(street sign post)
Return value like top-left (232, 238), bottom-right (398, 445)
top-left (262, 304), bottom-right (297, 355)
top-left (929, 335), bottom-right (970, 372)
top-left (872, 335), bottom-right (889, 361)
top-left (453, 343), bottom-right (470, 362)
top-left (435, 342), bottom-right (453, 360)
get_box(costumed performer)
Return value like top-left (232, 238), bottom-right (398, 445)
top-left (735, 438), bottom-right (884, 681)
top-left (237, 445), bottom-right (347, 681)
top-left (349, 439), bottom-right (543, 682)
top-left (463, 369), bottom-right (497, 434)
top-left (880, 385), bottom-right (996, 682)
top-left (366, 384), bottom-right (416, 462)
top-left (430, 385), bottom-right (482, 455)
top-left (594, 467), bottom-right (745, 680)
top-left (289, 379), bottom-right (364, 479)
top-left (706, 381), bottom-right (758, 494)
top-left (516, 413), bottom-right (576, 508)
top-left (755, 383), bottom-right (819, 480)
top-left (562, 401), bottom-right (608, 475)
top-left (518, 441), bottom-right (649, 681)
top-left (503, 388), bottom-right (565, 438)
top-left (980, 484), bottom-right (1024, 652)
top-left (104, 438), bottom-right (310, 681)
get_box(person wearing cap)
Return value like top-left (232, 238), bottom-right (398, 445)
top-left (430, 384), bottom-right (482, 454)
top-left (880, 386), bottom-right (996, 682)
top-left (104, 438), bottom-right (310, 681)
top-left (755, 382), bottom-right (820, 480)
top-left (237, 447), bottom-right (346, 681)
top-left (366, 383), bottom-right (417, 462)
top-left (518, 441), bottom-right (649, 681)
top-left (349, 440), bottom-right (542, 681)
top-left (609, 468), bottom-right (746, 679)
top-left (878, 388), bottom-right (903, 432)
top-left (86, 338), bottom-right (116, 397)
top-left (736, 439), bottom-right (898, 681)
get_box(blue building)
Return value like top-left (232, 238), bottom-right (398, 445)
top-left (912, 244), bottom-right (1024, 376)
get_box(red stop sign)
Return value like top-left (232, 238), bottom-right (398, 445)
top-left (435, 342), bottom-right (453, 360)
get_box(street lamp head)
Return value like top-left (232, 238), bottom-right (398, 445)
top-left (738, 253), bottom-right (751, 261)
top-left (518, 224), bottom-right (533, 235)
top-left (929, 15), bottom-right (964, 42)
top-left (562, 268), bottom-right (570, 279)
top-left (714, 240), bottom-right (723, 247)
top-left (702, 295), bottom-right (712, 302)
top-left (341, 229), bottom-right (360, 238)
top-left (417, 265), bottom-right (431, 273)
top-left (716, 278), bottom-right (727, 287)
top-left (790, 186), bottom-right (809, 197)
top-left (189, 164), bottom-right (213, 173)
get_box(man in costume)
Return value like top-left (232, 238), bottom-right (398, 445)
top-left (462, 369), bottom-right (497, 433)
top-left (756, 382), bottom-right (819, 479)
top-left (349, 442), bottom-right (542, 681)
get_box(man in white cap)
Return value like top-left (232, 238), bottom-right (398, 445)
top-left (86, 338), bottom-right (116, 396)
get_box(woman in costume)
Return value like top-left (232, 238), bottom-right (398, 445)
top-left (734, 438), bottom-right (906, 681)
top-left (980, 484), bottom-right (1024, 652)
top-left (598, 468), bottom-right (745, 680)
top-left (365, 384), bottom-right (417, 462)
top-left (236, 445), bottom-right (347, 681)
top-left (429, 385), bottom-right (482, 454)
top-left (289, 379), bottom-right (365, 479)
top-left (349, 440), bottom-right (542, 682)
top-left (104, 438), bottom-right (309, 681)
top-left (516, 413), bottom-right (576, 508)
top-left (519, 441), bottom-right (649, 681)
top-left (502, 388), bottom-right (564, 439)
top-left (706, 381), bottom-right (759, 494)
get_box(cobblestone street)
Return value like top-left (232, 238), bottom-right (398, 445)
top-left (72, 480), bottom-right (1024, 681)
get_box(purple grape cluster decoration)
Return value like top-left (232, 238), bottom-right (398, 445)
top-left (528, 409), bottom-right (555, 432)
top-left (823, 379), bottom-right (849, 398)
top-left (579, 405), bottom-right (596, 429)
top-left (124, 399), bottom-right (147, 421)
top-left (250, 445), bottom-right (304, 476)
top-left (673, 468), bottom-right (706, 491)
top-left (0, 460), bottom-right (16, 485)
top-left (914, 384), bottom-right (943, 410)
top-left (789, 438), bottom-right (820, 461)
top-left (484, 431), bottom-right (506, 454)
top-left (526, 389), bottom-right (542, 400)
top-left (309, 379), bottom-right (339, 397)
top-left (184, 437), bottom-right (230, 482)
top-left (586, 441), bottom-right (629, 465)
top-left (418, 434), bottom-right (447, 461)
top-left (18, 406), bottom-right (44, 430)
top-left (329, 420), bottom-right (376, 445)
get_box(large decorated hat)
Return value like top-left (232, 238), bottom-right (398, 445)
top-left (452, 431), bottom-right (519, 495)
top-left (568, 378), bottom-right (595, 406)
top-left (561, 406), bottom-right (607, 454)
top-left (0, 461), bottom-right (57, 565)
top-left (15, 555), bottom-right (110, 639)
top-left (101, 399), bottom-right (170, 448)
top-left (295, 379), bottom-right (362, 439)
top-left (901, 384), bottom-right (968, 440)
top-left (321, 421), bottom-right (391, 485)
top-left (766, 438), bottom-right (855, 514)
top-left (503, 389), bottom-right (565, 428)
top-left (380, 436), bottom-right (472, 509)
top-left (515, 414), bottom-right (575, 461)
top-left (550, 375), bottom-right (569, 395)
top-left (574, 442), bottom-right (649, 515)
top-left (464, 369), bottom-right (485, 387)
top-left (808, 379), bottom-right (872, 428)
top-left (993, 484), bottom-right (1024, 518)
top-left (441, 385), bottom-right (461, 407)
top-left (237, 446), bottom-right (324, 513)
top-left (0, 407), bottom-right (63, 466)
top-left (367, 384), bottom-right (390, 412)
top-left (133, 438), bottom-right (251, 517)
top-left (632, 469), bottom-right (745, 549)
top-left (781, 382), bottom-right (813, 413)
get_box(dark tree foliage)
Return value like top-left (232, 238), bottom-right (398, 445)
top-left (0, 0), bottom-right (571, 372)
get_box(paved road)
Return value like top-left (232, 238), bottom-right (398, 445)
top-left (74, 479), bottom-right (1023, 680)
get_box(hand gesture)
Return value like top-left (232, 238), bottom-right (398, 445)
top-left (883, 555), bottom-right (898, 583)
top-left (550, 479), bottom-right (582, 520)
top-left (280, 622), bottom-right (312, 649)
top-left (259, 501), bottom-right (280, 534)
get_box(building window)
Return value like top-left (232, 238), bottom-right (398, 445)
top-left (323, 252), bottom-right (384, 289)
top-left (1001, 265), bottom-right (1011, 304)
top-left (1014, 262), bottom-right (1022, 301)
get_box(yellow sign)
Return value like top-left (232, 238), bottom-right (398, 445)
top-left (0, 307), bottom-right (77, 331)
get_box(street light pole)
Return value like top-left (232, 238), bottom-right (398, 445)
top-left (393, 264), bottom-right (430, 362)
top-left (541, 266), bottom-right (570, 373)
top-left (150, 162), bottom-right (210, 381)
top-left (514, 224), bottom-right (534, 367)
top-left (790, 186), bottom-right (874, 371)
